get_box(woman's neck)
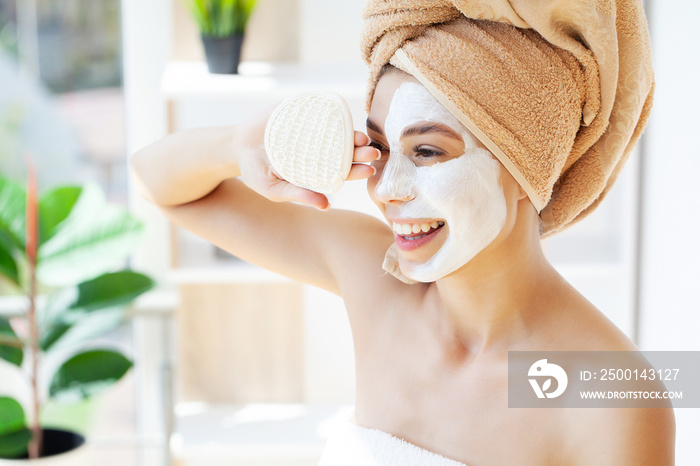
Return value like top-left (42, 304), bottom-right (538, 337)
top-left (429, 203), bottom-right (560, 359)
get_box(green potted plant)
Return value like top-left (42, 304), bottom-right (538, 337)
top-left (185, 0), bottom-right (258, 74)
top-left (0, 162), bottom-right (155, 462)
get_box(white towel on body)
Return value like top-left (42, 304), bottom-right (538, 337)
top-left (318, 407), bottom-right (468, 465)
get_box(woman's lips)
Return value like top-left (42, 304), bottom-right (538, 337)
top-left (393, 222), bottom-right (445, 251)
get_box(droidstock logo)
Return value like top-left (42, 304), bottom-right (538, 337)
top-left (528, 359), bottom-right (568, 399)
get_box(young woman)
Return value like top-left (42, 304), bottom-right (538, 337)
top-left (131, 2), bottom-right (674, 464)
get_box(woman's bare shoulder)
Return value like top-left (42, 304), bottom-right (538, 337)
top-left (563, 404), bottom-right (675, 465)
top-left (555, 311), bottom-right (638, 352)
top-left (544, 285), bottom-right (675, 464)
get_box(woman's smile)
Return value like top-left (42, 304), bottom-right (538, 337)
top-left (391, 219), bottom-right (446, 252)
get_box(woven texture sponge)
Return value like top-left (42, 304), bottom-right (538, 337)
top-left (264, 92), bottom-right (355, 195)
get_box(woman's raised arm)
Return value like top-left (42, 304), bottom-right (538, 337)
top-left (130, 108), bottom-right (333, 210)
top-left (129, 108), bottom-right (396, 296)
top-left (130, 125), bottom-right (241, 207)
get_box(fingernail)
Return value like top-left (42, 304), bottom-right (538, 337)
top-left (316, 203), bottom-right (330, 211)
top-left (371, 165), bottom-right (377, 176)
top-left (375, 148), bottom-right (382, 160)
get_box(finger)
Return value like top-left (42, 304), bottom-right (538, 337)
top-left (270, 179), bottom-right (330, 210)
top-left (346, 163), bottom-right (376, 181)
top-left (354, 131), bottom-right (370, 147)
top-left (354, 145), bottom-right (381, 163)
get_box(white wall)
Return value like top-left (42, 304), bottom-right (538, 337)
top-left (122, 0), bottom-right (173, 281)
top-left (121, 2), bottom-right (173, 465)
top-left (299, 0), bottom-right (366, 65)
top-left (640, 1), bottom-right (700, 464)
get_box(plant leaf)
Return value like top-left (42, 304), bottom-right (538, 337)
top-left (0, 397), bottom-right (30, 459)
top-left (42, 307), bottom-right (124, 353)
top-left (185, 0), bottom-right (256, 36)
top-left (70, 271), bottom-right (155, 314)
top-left (0, 175), bottom-right (26, 250)
top-left (37, 186), bottom-right (145, 286)
top-left (0, 428), bottom-right (31, 458)
top-left (38, 286), bottom-right (79, 345)
top-left (186, 0), bottom-right (210, 34)
top-left (0, 241), bottom-right (19, 285)
top-left (198, 0), bottom-right (213, 35)
top-left (0, 317), bottom-right (23, 366)
top-left (39, 320), bottom-right (72, 352)
top-left (235, 0), bottom-right (256, 33)
top-left (38, 185), bottom-right (82, 245)
top-left (0, 397), bottom-right (26, 435)
top-left (49, 349), bottom-right (133, 402)
top-left (38, 271), bottom-right (154, 352)
top-left (220, 0), bottom-right (235, 37)
top-left (210, 0), bottom-right (221, 36)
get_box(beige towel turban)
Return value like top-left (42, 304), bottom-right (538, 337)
top-left (361, 0), bottom-right (654, 236)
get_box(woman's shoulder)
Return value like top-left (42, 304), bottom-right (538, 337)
top-left (539, 277), bottom-right (639, 352)
top-left (554, 311), bottom-right (638, 352)
top-left (563, 402), bottom-right (675, 465)
top-left (540, 284), bottom-right (675, 464)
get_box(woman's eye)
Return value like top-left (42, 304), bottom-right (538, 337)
top-left (412, 145), bottom-right (445, 158)
top-left (368, 141), bottom-right (389, 152)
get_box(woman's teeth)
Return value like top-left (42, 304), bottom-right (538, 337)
top-left (392, 221), bottom-right (445, 237)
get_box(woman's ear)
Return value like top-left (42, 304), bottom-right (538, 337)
top-left (497, 161), bottom-right (528, 202)
top-left (516, 183), bottom-right (528, 201)
top-left (502, 164), bottom-right (528, 201)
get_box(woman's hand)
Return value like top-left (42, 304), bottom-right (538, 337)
top-left (235, 109), bottom-right (381, 211)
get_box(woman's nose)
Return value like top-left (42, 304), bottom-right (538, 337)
top-left (374, 152), bottom-right (417, 204)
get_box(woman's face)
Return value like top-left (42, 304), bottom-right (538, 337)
top-left (366, 71), bottom-right (510, 282)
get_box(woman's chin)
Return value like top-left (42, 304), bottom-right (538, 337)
top-left (397, 246), bottom-right (444, 279)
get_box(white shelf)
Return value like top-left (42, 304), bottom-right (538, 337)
top-left (161, 61), bottom-right (368, 101)
top-left (169, 263), bottom-right (293, 284)
top-left (169, 227), bottom-right (292, 283)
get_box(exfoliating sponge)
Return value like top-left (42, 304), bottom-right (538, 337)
top-left (264, 92), bottom-right (355, 195)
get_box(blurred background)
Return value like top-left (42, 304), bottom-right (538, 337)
top-left (0, 0), bottom-right (697, 465)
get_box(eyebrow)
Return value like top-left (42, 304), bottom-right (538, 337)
top-left (366, 118), bottom-right (383, 135)
top-left (401, 122), bottom-right (462, 140)
top-left (365, 118), bottom-right (462, 141)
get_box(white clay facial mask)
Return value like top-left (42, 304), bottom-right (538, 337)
top-left (376, 82), bottom-right (507, 282)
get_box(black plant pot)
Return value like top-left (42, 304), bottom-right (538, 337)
top-left (1, 428), bottom-right (86, 462)
top-left (201, 34), bottom-right (244, 74)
